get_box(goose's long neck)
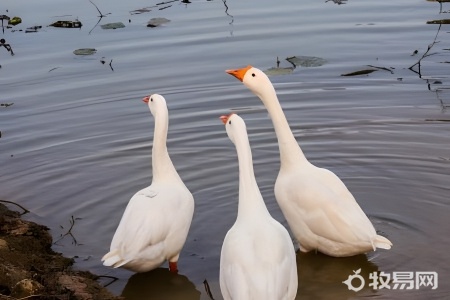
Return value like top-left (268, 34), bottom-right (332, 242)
top-left (151, 110), bottom-right (180, 183)
top-left (234, 130), bottom-right (270, 221)
top-left (258, 86), bottom-right (307, 168)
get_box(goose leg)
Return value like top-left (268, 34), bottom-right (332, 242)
top-left (169, 261), bottom-right (178, 274)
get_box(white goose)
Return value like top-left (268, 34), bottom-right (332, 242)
top-left (226, 66), bottom-right (392, 257)
top-left (219, 113), bottom-right (298, 300)
top-left (102, 94), bottom-right (194, 273)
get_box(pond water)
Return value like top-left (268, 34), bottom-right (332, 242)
top-left (1, 0), bottom-right (449, 299)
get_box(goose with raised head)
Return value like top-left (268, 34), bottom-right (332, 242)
top-left (226, 66), bottom-right (392, 257)
top-left (219, 113), bottom-right (298, 300)
top-left (102, 94), bottom-right (194, 273)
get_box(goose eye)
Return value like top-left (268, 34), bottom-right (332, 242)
top-left (228, 120), bottom-right (231, 125)
top-left (150, 98), bottom-right (153, 102)
top-left (252, 73), bottom-right (255, 77)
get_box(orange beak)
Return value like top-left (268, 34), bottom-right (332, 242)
top-left (142, 96), bottom-right (150, 103)
top-left (220, 113), bottom-right (234, 124)
top-left (225, 65), bottom-right (253, 82)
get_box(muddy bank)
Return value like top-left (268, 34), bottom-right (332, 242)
top-left (0, 203), bottom-right (120, 300)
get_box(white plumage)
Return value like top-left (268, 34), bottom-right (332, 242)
top-left (219, 113), bottom-right (298, 300)
top-left (102, 94), bottom-right (194, 272)
top-left (226, 66), bottom-right (392, 257)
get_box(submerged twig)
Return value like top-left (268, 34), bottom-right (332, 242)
top-left (222, 0), bottom-right (234, 25)
top-left (96, 275), bottom-right (119, 287)
top-left (0, 199), bottom-right (29, 215)
top-left (88, 0), bottom-right (110, 18)
top-left (88, 0), bottom-right (111, 34)
top-left (53, 215), bottom-right (81, 245)
top-left (435, 89), bottom-right (448, 110)
top-left (409, 23), bottom-right (442, 77)
top-left (109, 59), bottom-right (114, 71)
top-left (203, 279), bottom-right (215, 300)
top-left (0, 38), bottom-right (14, 56)
top-left (88, 17), bottom-right (102, 35)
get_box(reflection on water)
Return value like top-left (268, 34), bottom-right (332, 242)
top-left (297, 252), bottom-right (378, 299)
top-left (121, 268), bottom-right (201, 300)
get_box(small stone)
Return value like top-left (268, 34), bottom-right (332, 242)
top-left (0, 239), bottom-right (8, 249)
top-left (11, 279), bottom-right (44, 298)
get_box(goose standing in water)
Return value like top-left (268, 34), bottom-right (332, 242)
top-left (102, 94), bottom-right (194, 273)
top-left (219, 113), bottom-right (297, 300)
top-left (226, 66), bottom-right (392, 257)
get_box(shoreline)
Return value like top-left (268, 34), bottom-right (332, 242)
top-left (0, 202), bottom-right (121, 300)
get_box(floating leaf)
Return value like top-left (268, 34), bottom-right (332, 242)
top-left (286, 56), bottom-right (327, 68)
top-left (341, 69), bottom-right (377, 76)
top-left (73, 48), bottom-right (97, 55)
top-left (8, 16), bottom-right (21, 26)
top-left (264, 67), bottom-right (294, 76)
top-left (427, 19), bottom-right (450, 24)
top-left (147, 17), bottom-right (170, 28)
top-left (49, 20), bottom-right (82, 28)
top-left (130, 7), bottom-right (155, 14)
top-left (101, 22), bottom-right (125, 29)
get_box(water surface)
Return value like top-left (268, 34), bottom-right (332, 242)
top-left (1, 0), bottom-right (449, 299)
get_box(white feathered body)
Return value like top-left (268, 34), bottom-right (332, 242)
top-left (220, 215), bottom-right (298, 300)
top-left (102, 93), bottom-right (194, 272)
top-left (275, 162), bottom-right (391, 257)
top-left (219, 114), bottom-right (297, 300)
top-left (225, 65), bottom-right (392, 257)
top-left (102, 182), bottom-right (194, 272)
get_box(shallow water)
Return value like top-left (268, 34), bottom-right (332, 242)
top-left (1, 0), bottom-right (449, 298)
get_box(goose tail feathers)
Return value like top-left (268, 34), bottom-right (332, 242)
top-left (102, 249), bottom-right (126, 268)
top-left (373, 235), bottom-right (392, 250)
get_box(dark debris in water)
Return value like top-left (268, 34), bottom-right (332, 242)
top-left (367, 64), bottom-right (395, 74)
top-left (0, 103), bottom-right (14, 108)
top-left (425, 119), bottom-right (450, 122)
top-left (427, 19), bottom-right (450, 24)
top-left (25, 25), bottom-right (42, 33)
top-left (100, 57), bottom-right (114, 71)
top-left (49, 20), bottom-right (82, 28)
top-left (341, 69), bottom-right (378, 76)
top-left (326, 0), bottom-right (348, 4)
